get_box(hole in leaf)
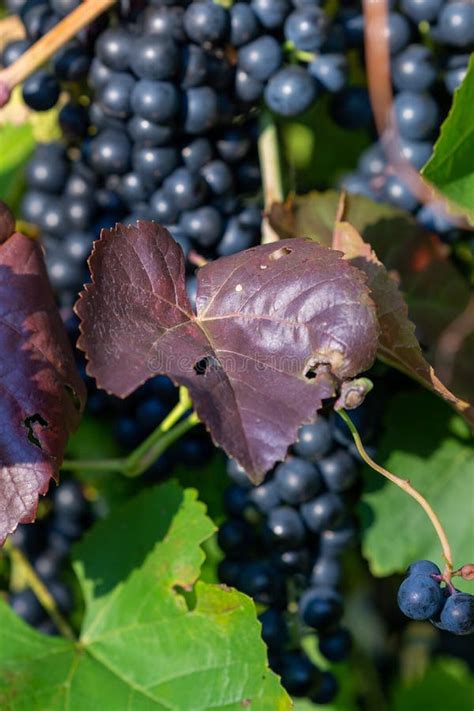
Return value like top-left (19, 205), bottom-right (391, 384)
top-left (269, 246), bottom-right (292, 261)
top-left (304, 361), bottom-right (333, 382)
top-left (23, 413), bottom-right (48, 449)
top-left (64, 383), bottom-right (82, 412)
top-left (174, 584), bottom-right (197, 611)
top-left (193, 356), bottom-right (219, 376)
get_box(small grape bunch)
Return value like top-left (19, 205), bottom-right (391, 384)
top-left (397, 560), bottom-right (474, 635)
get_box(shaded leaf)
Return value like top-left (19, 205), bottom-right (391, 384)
top-left (332, 221), bottom-right (472, 425)
top-left (76, 222), bottom-right (379, 483)
top-left (361, 391), bottom-right (474, 583)
top-left (422, 55), bottom-right (474, 226)
top-left (66, 414), bottom-right (132, 509)
top-left (0, 121), bottom-right (35, 212)
top-left (280, 94), bottom-right (371, 191)
top-left (390, 657), bottom-right (474, 711)
top-left (0, 482), bottom-right (291, 710)
top-left (269, 189), bottom-right (405, 245)
top-left (0, 232), bottom-right (86, 544)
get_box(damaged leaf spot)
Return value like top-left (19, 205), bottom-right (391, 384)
top-left (64, 383), bottom-right (83, 412)
top-left (23, 414), bottom-right (49, 449)
top-left (269, 246), bottom-right (292, 261)
top-left (194, 356), bottom-right (220, 376)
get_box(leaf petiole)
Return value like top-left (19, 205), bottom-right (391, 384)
top-left (337, 408), bottom-right (454, 579)
top-left (258, 111), bottom-right (284, 244)
top-left (62, 388), bottom-right (200, 478)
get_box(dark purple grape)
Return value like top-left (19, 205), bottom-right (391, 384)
top-left (96, 27), bottom-right (132, 71)
top-left (264, 66), bottom-right (317, 117)
top-left (266, 506), bottom-right (306, 548)
top-left (238, 36), bottom-right (282, 82)
top-left (439, 592), bottom-right (474, 635)
top-left (130, 36), bottom-right (179, 81)
top-left (274, 457), bottom-right (321, 504)
top-left (319, 627), bottom-right (352, 662)
top-left (22, 70), bottom-right (60, 111)
top-left (183, 1), bottom-right (229, 45)
top-left (397, 574), bottom-right (444, 620)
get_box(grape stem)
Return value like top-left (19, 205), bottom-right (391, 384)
top-left (362, 0), bottom-right (472, 230)
top-left (258, 111), bottom-right (284, 244)
top-left (0, 0), bottom-right (116, 108)
top-left (4, 540), bottom-right (76, 640)
top-left (61, 388), bottom-right (199, 477)
top-left (337, 409), bottom-right (454, 579)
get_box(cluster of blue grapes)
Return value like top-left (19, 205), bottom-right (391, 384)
top-left (8, 480), bottom-right (89, 634)
top-left (398, 560), bottom-right (474, 636)
top-left (217, 413), bottom-right (370, 702)
top-left (4, 0), bottom-right (104, 112)
top-left (341, 0), bottom-right (473, 239)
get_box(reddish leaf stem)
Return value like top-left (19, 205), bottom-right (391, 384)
top-left (362, 0), bottom-right (472, 230)
top-left (337, 409), bottom-right (454, 579)
top-left (188, 249), bottom-right (208, 268)
top-left (0, 0), bottom-right (116, 107)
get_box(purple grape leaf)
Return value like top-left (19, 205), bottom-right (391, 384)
top-left (76, 222), bottom-right (379, 483)
top-left (0, 232), bottom-right (86, 544)
top-left (271, 190), bottom-right (473, 416)
top-left (332, 221), bottom-right (473, 428)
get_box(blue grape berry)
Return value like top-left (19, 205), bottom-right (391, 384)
top-left (230, 4), bottom-right (259, 47)
top-left (264, 67), bottom-right (317, 117)
top-left (439, 592), bottom-right (474, 635)
top-left (433, 3), bottom-right (474, 48)
top-left (251, 0), bottom-right (290, 29)
top-left (310, 671), bottom-right (339, 704)
top-left (300, 492), bottom-right (345, 533)
top-left (22, 70), bottom-right (60, 111)
top-left (392, 45), bottom-right (436, 92)
top-left (308, 54), bottom-right (347, 93)
top-left (400, 0), bottom-right (443, 23)
top-left (393, 91), bottom-right (439, 140)
top-left (274, 457), bottom-right (321, 504)
top-left (397, 573), bottom-right (444, 620)
top-left (299, 587), bottom-right (343, 630)
top-left (319, 627), bottom-right (352, 662)
top-left (406, 560), bottom-right (441, 577)
top-left (238, 36), bottom-right (282, 82)
top-left (266, 506), bottom-right (306, 548)
top-left (293, 419), bottom-right (333, 460)
top-left (184, 1), bottom-right (229, 45)
top-left (284, 8), bottom-right (328, 51)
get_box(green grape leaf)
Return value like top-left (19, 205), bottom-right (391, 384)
top-left (0, 122), bottom-right (35, 210)
top-left (390, 657), bottom-right (474, 711)
top-left (0, 482), bottom-right (291, 710)
top-left (422, 55), bottom-right (474, 226)
top-left (361, 391), bottom-right (474, 582)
